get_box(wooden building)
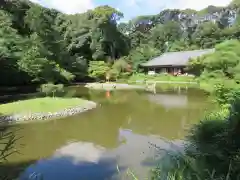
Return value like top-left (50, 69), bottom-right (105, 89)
top-left (141, 49), bottom-right (214, 75)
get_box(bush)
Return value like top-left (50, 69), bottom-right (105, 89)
top-left (151, 84), bottom-right (240, 180)
top-left (212, 82), bottom-right (240, 105)
top-left (39, 83), bottom-right (64, 97)
top-left (88, 61), bottom-right (110, 81)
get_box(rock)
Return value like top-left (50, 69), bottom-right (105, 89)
top-left (0, 101), bottom-right (97, 124)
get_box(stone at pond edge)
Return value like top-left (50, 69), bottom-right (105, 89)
top-left (0, 101), bottom-right (97, 123)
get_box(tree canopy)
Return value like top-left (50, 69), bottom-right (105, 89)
top-left (0, 0), bottom-right (240, 84)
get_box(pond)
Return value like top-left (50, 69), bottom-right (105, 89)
top-left (2, 86), bottom-right (213, 180)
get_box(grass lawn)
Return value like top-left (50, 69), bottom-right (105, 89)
top-left (0, 97), bottom-right (86, 115)
top-left (155, 83), bottom-right (199, 89)
top-left (125, 73), bottom-right (197, 84)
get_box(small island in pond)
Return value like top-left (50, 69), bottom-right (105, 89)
top-left (0, 97), bottom-right (97, 123)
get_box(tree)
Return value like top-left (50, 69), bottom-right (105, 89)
top-left (192, 22), bottom-right (221, 48)
top-left (187, 40), bottom-right (240, 80)
top-left (88, 61), bottom-right (110, 81)
top-left (1, 0), bottom-right (240, 86)
top-left (18, 33), bottom-right (74, 83)
top-left (39, 83), bottom-right (64, 97)
top-left (204, 51), bottom-right (240, 78)
top-left (0, 10), bottom-right (31, 86)
top-left (127, 44), bottom-right (160, 72)
top-left (149, 21), bottom-right (183, 51)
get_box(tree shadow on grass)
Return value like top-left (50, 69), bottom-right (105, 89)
top-left (0, 92), bottom-right (42, 104)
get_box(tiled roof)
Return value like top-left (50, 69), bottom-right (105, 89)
top-left (141, 49), bottom-right (214, 67)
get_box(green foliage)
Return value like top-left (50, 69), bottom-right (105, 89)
top-left (197, 5), bottom-right (223, 16)
top-left (127, 44), bottom-right (160, 72)
top-left (109, 59), bottom-right (132, 80)
top-left (192, 22), bottom-right (221, 48)
top-left (39, 83), bottom-right (64, 97)
top-left (1, 0), bottom-right (240, 86)
top-left (112, 59), bottom-right (129, 72)
top-left (229, 0), bottom-right (240, 7)
top-left (3, 1), bottom-right (240, 179)
top-left (88, 61), bottom-right (110, 80)
top-left (0, 126), bottom-right (17, 163)
top-left (0, 125), bottom-right (19, 180)
top-left (0, 1), bottom-right (129, 85)
top-left (108, 68), bottom-right (119, 81)
top-left (212, 83), bottom-right (236, 105)
top-left (187, 56), bottom-right (206, 76)
top-left (187, 40), bottom-right (240, 86)
top-left (150, 86), bottom-right (240, 180)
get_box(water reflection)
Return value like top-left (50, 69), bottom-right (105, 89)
top-left (54, 142), bottom-right (105, 164)
top-left (19, 129), bottom-right (185, 180)
top-left (3, 86), bottom-right (212, 179)
top-left (115, 129), bottom-right (184, 169)
top-left (20, 142), bottom-right (123, 180)
top-left (147, 93), bottom-right (188, 108)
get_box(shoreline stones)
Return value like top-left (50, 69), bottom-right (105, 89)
top-left (85, 83), bottom-right (144, 90)
top-left (0, 100), bottom-right (97, 124)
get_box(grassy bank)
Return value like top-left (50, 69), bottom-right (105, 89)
top-left (148, 83), bottom-right (240, 180)
top-left (117, 73), bottom-right (201, 93)
top-left (0, 97), bottom-right (86, 115)
top-left (199, 78), bottom-right (240, 93)
top-left (117, 74), bottom-right (240, 94)
top-left (125, 73), bottom-right (196, 84)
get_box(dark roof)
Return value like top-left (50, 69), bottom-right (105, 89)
top-left (142, 49), bottom-right (214, 67)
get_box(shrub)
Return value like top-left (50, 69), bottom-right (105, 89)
top-left (151, 83), bottom-right (240, 180)
top-left (39, 83), bottom-right (64, 97)
top-left (185, 89), bottom-right (240, 179)
top-left (108, 68), bottom-right (119, 81)
top-left (88, 61), bottom-right (110, 81)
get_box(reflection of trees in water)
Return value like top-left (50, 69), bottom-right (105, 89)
top-left (59, 86), bottom-right (91, 100)
top-left (115, 129), bottom-right (186, 179)
top-left (6, 105), bottom-right (127, 164)
top-left (118, 91), bottom-right (211, 139)
top-left (88, 89), bottom-right (144, 105)
top-left (147, 94), bottom-right (188, 108)
top-left (156, 85), bottom-right (190, 94)
top-left (147, 89), bottom-right (211, 109)
top-left (121, 108), bottom-right (193, 139)
top-left (0, 87), bottom-right (212, 179)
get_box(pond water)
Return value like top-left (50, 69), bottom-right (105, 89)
top-left (2, 86), bottom-right (213, 180)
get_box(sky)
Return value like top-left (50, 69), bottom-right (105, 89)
top-left (30, 0), bottom-right (233, 21)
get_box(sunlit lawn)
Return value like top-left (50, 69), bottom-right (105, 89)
top-left (0, 97), bottom-right (86, 115)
